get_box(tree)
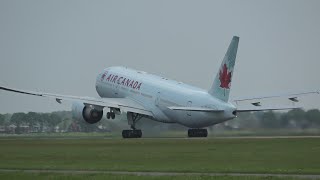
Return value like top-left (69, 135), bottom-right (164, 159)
top-left (47, 113), bottom-right (62, 132)
top-left (10, 112), bottom-right (27, 134)
top-left (286, 109), bottom-right (308, 129)
top-left (279, 113), bottom-right (290, 128)
top-left (260, 111), bottom-right (280, 128)
top-left (59, 118), bottom-right (72, 132)
top-left (234, 112), bottom-right (260, 129)
top-left (25, 112), bottom-right (40, 132)
top-left (38, 113), bottom-right (49, 132)
top-left (0, 114), bottom-right (5, 126)
top-left (305, 109), bottom-right (320, 127)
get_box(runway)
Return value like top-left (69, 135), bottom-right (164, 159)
top-left (1, 135), bottom-right (320, 140)
top-left (0, 169), bottom-right (319, 179)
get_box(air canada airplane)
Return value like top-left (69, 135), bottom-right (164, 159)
top-left (1, 36), bottom-right (319, 138)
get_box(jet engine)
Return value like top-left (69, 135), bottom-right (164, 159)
top-left (72, 102), bottom-right (103, 124)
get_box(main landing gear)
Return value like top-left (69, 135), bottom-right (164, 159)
top-left (122, 112), bottom-right (143, 138)
top-left (122, 129), bottom-right (142, 138)
top-left (188, 129), bottom-right (208, 138)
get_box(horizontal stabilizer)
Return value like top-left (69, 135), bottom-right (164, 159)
top-left (168, 106), bottom-right (224, 112)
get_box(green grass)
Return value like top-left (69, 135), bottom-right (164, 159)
top-left (0, 172), bottom-right (302, 180)
top-left (0, 137), bottom-right (319, 175)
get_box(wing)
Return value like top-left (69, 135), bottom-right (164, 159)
top-left (232, 90), bottom-right (319, 112)
top-left (236, 106), bottom-right (301, 112)
top-left (0, 85), bottom-right (153, 117)
top-left (168, 106), bottom-right (299, 113)
top-left (233, 91), bottom-right (319, 103)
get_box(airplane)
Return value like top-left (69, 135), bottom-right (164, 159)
top-left (1, 36), bottom-right (319, 138)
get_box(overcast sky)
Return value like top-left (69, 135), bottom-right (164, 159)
top-left (1, 0), bottom-right (320, 113)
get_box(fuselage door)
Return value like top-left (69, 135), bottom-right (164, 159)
top-left (186, 101), bottom-right (192, 118)
top-left (155, 92), bottom-right (161, 106)
top-left (112, 79), bottom-right (120, 97)
top-left (114, 84), bottom-right (120, 96)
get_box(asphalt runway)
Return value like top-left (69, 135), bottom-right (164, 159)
top-left (0, 169), bottom-right (319, 179)
top-left (213, 135), bottom-right (320, 139)
top-left (1, 135), bottom-right (320, 140)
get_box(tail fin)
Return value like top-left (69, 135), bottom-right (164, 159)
top-left (208, 36), bottom-right (239, 102)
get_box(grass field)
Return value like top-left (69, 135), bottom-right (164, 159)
top-left (0, 172), bottom-right (302, 180)
top-left (0, 137), bottom-right (319, 179)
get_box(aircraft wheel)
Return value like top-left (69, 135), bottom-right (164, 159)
top-left (188, 129), bottom-right (207, 138)
top-left (106, 112), bottom-right (110, 119)
top-left (111, 112), bottom-right (115, 119)
top-left (122, 130), bottom-right (142, 138)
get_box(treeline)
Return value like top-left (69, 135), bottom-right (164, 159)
top-left (0, 111), bottom-right (111, 134)
top-left (0, 109), bottom-right (319, 134)
top-left (226, 109), bottom-right (320, 130)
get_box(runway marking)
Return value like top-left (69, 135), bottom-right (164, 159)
top-left (0, 169), bottom-right (319, 179)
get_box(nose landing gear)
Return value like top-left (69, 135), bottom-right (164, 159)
top-left (106, 112), bottom-right (115, 119)
top-left (106, 108), bottom-right (117, 119)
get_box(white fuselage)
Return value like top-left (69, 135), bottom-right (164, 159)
top-left (95, 67), bottom-right (237, 128)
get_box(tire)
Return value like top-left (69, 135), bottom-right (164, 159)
top-left (122, 130), bottom-right (142, 138)
top-left (188, 129), bottom-right (208, 138)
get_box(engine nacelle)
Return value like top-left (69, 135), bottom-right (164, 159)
top-left (72, 102), bottom-right (103, 124)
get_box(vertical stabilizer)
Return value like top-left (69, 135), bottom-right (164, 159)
top-left (208, 36), bottom-right (239, 102)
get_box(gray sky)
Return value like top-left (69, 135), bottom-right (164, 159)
top-left (1, 0), bottom-right (320, 113)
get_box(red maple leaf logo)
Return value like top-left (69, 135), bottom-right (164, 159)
top-left (219, 64), bottom-right (232, 89)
